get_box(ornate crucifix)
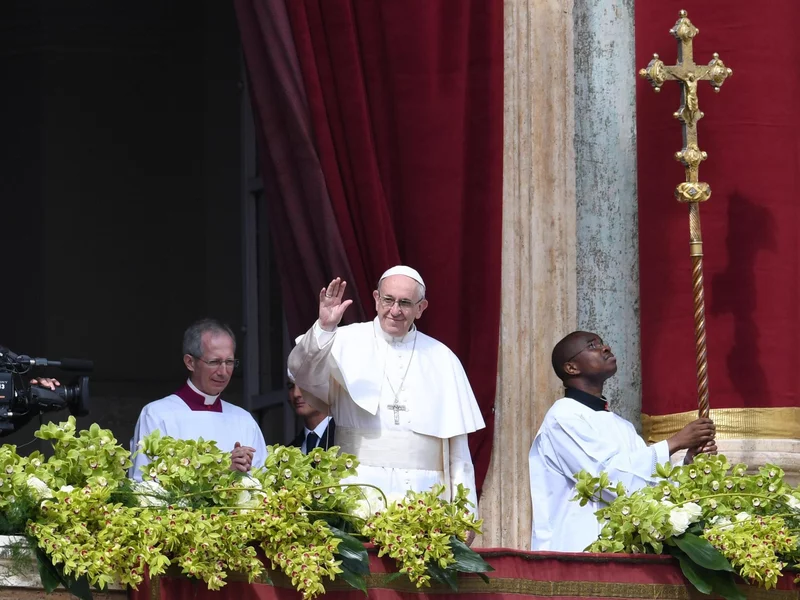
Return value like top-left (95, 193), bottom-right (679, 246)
top-left (639, 10), bottom-right (732, 418)
top-left (386, 401), bottom-right (407, 425)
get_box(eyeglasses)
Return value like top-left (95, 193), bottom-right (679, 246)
top-left (565, 339), bottom-right (606, 363)
top-left (378, 295), bottom-right (424, 311)
top-left (193, 357), bottom-right (240, 370)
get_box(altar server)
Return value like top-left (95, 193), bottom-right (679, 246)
top-left (529, 331), bottom-right (716, 552)
top-left (129, 318), bottom-right (267, 480)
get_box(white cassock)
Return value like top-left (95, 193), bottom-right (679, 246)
top-left (129, 378), bottom-right (268, 481)
top-left (288, 317), bottom-right (485, 511)
top-left (529, 392), bottom-right (670, 552)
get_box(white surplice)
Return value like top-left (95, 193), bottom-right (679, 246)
top-left (529, 397), bottom-right (670, 552)
top-left (288, 317), bottom-right (485, 510)
top-left (129, 379), bottom-right (268, 480)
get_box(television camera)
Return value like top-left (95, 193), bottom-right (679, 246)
top-left (0, 346), bottom-right (92, 436)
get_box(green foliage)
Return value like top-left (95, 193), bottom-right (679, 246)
top-left (362, 483), bottom-right (488, 588)
top-left (0, 418), bottom-right (490, 599)
top-left (572, 453), bottom-right (800, 599)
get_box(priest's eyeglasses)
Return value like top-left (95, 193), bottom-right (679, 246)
top-left (378, 295), bottom-right (424, 311)
top-left (565, 339), bottom-right (605, 363)
top-left (193, 357), bottom-right (240, 370)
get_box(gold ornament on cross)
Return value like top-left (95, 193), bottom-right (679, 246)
top-left (639, 10), bottom-right (732, 419)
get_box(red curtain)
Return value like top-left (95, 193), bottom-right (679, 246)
top-left (238, 0), bottom-right (503, 496)
top-left (636, 2), bottom-right (800, 416)
top-left (234, 0), bottom-right (367, 335)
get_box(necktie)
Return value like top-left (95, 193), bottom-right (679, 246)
top-left (305, 431), bottom-right (319, 454)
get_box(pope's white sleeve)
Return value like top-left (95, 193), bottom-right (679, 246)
top-left (287, 321), bottom-right (338, 409)
top-left (128, 407), bottom-right (161, 481)
top-left (547, 416), bottom-right (663, 494)
top-left (449, 434), bottom-right (479, 517)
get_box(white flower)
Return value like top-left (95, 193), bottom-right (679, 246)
top-left (709, 515), bottom-right (731, 527)
top-left (682, 502), bottom-right (703, 523)
top-left (785, 494), bottom-right (800, 512)
top-left (734, 511), bottom-right (751, 522)
top-left (26, 476), bottom-right (53, 500)
top-left (59, 485), bottom-right (74, 493)
top-left (668, 503), bottom-right (701, 536)
top-left (235, 476), bottom-right (265, 508)
top-left (239, 475), bottom-right (262, 490)
top-left (130, 480), bottom-right (168, 507)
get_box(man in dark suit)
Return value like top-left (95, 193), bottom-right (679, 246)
top-left (288, 378), bottom-right (335, 453)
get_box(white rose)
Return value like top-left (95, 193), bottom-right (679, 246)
top-left (668, 507), bottom-right (691, 535)
top-left (386, 492), bottom-right (407, 507)
top-left (682, 502), bottom-right (703, 523)
top-left (352, 500), bottom-right (372, 521)
top-left (131, 480), bottom-right (168, 507)
top-left (27, 476), bottom-right (53, 500)
top-left (734, 511), bottom-right (750, 522)
top-left (59, 485), bottom-right (74, 493)
top-left (239, 476), bottom-right (262, 490)
top-left (785, 494), bottom-right (800, 511)
top-left (709, 515), bottom-right (732, 527)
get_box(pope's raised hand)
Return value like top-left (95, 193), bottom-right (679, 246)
top-left (319, 277), bottom-right (353, 331)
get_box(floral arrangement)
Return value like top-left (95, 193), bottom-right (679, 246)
top-left (573, 453), bottom-right (800, 600)
top-left (0, 417), bottom-right (491, 600)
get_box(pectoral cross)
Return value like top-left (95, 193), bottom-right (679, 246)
top-left (638, 10), bottom-right (732, 419)
top-left (386, 401), bottom-right (407, 425)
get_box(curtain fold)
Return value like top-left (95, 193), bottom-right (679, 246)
top-left (238, 0), bottom-right (503, 496)
top-left (234, 0), bottom-right (366, 337)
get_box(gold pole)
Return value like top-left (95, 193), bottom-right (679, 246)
top-left (638, 10), bottom-right (732, 418)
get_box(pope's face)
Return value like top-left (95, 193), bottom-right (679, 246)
top-left (184, 332), bottom-right (236, 396)
top-left (373, 275), bottom-right (428, 337)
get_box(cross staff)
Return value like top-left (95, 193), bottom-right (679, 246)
top-left (639, 10), bottom-right (732, 418)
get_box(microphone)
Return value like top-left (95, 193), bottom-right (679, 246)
top-left (14, 356), bottom-right (94, 372)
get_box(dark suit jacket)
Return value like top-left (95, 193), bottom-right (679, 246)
top-left (290, 418), bottom-right (336, 452)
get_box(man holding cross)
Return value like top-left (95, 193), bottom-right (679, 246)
top-left (288, 266), bottom-right (485, 516)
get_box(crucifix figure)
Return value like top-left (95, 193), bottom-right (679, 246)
top-left (639, 10), bottom-right (732, 418)
top-left (386, 401), bottom-right (408, 425)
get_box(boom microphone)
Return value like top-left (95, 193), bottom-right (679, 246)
top-left (10, 355), bottom-right (94, 371)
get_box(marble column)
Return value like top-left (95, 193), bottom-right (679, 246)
top-left (573, 0), bottom-right (641, 427)
top-left (479, 0), bottom-right (577, 550)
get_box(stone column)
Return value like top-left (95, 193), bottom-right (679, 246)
top-left (573, 0), bottom-right (641, 427)
top-left (478, 0), bottom-right (577, 550)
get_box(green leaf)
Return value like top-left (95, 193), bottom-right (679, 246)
top-left (449, 537), bottom-right (494, 574)
top-left (704, 569), bottom-right (746, 600)
top-left (671, 549), bottom-right (712, 594)
top-left (383, 572), bottom-right (406, 584)
top-left (673, 532), bottom-right (733, 572)
top-left (667, 546), bottom-right (744, 600)
top-left (337, 563), bottom-right (367, 595)
top-left (35, 548), bottom-right (93, 600)
top-left (35, 549), bottom-right (61, 594)
top-left (427, 562), bottom-right (458, 591)
top-left (329, 526), bottom-right (369, 574)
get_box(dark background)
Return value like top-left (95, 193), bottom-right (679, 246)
top-left (1, 1), bottom-right (288, 451)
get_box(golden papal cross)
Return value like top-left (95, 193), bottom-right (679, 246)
top-left (639, 10), bottom-right (732, 419)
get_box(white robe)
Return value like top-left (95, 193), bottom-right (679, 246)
top-left (529, 397), bottom-right (670, 551)
top-left (288, 318), bottom-right (485, 510)
top-left (129, 380), bottom-right (268, 480)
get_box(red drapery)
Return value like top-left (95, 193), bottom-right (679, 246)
top-left (636, 1), bottom-right (800, 416)
top-left (239, 0), bottom-right (504, 495)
